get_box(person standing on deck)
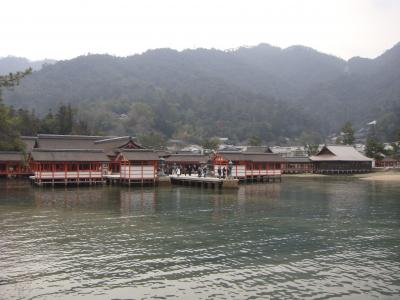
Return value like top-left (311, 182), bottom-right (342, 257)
top-left (188, 165), bottom-right (192, 176)
top-left (203, 166), bottom-right (207, 177)
top-left (217, 166), bottom-right (222, 178)
top-left (177, 167), bottom-right (181, 176)
top-left (222, 166), bottom-right (226, 178)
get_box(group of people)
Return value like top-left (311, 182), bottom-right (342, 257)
top-left (169, 164), bottom-right (208, 178)
top-left (166, 163), bottom-right (233, 179)
top-left (216, 165), bottom-right (232, 178)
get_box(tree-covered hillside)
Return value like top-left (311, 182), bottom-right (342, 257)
top-left (3, 43), bottom-right (400, 143)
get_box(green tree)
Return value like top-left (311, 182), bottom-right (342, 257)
top-left (56, 104), bottom-right (74, 134)
top-left (365, 137), bottom-right (384, 159)
top-left (0, 69), bottom-right (31, 98)
top-left (365, 125), bottom-right (384, 159)
top-left (0, 69), bottom-right (31, 150)
top-left (305, 144), bottom-right (319, 156)
top-left (14, 108), bottom-right (41, 136)
top-left (138, 133), bottom-right (166, 149)
top-left (341, 121), bottom-right (355, 145)
top-left (248, 135), bottom-right (261, 146)
top-left (202, 137), bottom-right (220, 150)
top-left (73, 119), bottom-right (90, 135)
top-left (40, 110), bottom-right (58, 133)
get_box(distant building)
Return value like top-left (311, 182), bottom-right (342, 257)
top-left (212, 151), bottom-right (284, 180)
top-left (116, 149), bottom-right (159, 184)
top-left (375, 157), bottom-right (400, 168)
top-left (0, 136), bottom-right (37, 177)
top-left (0, 152), bottom-right (31, 177)
top-left (33, 134), bottom-right (142, 175)
top-left (218, 144), bottom-right (243, 152)
top-left (270, 146), bottom-right (308, 158)
top-left (179, 145), bottom-right (204, 154)
top-left (283, 157), bottom-right (313, 174)
top-left (269, 146), bottom-right (312, 173)
top-left (243, 146), bottom-right (272, 153)
top-left (166, 139), bottom-right (186, 152)
top-left (30, 149), bottom-right (109, 185)
top-left (218, 137), bottom-right (229, 143)
top-left (310, 145), bottom-right (372, 174)
top-left (1, 134), bottom-right (149, 183)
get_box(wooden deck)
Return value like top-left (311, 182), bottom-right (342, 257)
top-left (29, 175), bottom-right (106, 186)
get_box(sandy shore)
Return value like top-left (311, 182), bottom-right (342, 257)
top-left (356, 171), bottom-right (400, 182)
top-left (284, 170), bottom-right (400, 182)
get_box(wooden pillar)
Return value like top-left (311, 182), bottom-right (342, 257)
top-left (89, 163), bottom-right (92, 184)
top-left (77, 163), bottom-right (80, 186)
top-left (153, 161), bottom-right (156, 183)
top-left (128, 160), bottom-right (131, 185)
top-left (64, 163), bottom-right (67, 186)
top-left (141, 161), bottom-right (144, 185)
top-left (52, 163), bottom-right (55, 186)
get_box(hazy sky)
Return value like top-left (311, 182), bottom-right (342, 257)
top-left (1, 0), bottom-right (399, 60)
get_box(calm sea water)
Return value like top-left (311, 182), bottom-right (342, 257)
top-left (0, 178), bottom-right (399, 299)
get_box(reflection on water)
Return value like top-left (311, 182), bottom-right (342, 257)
top-left (0, 178), bottom-right (400, 299)
top-left (120, 189), bottom-right (156, 215)
top-left (34, 187), bottom-right (120, 210)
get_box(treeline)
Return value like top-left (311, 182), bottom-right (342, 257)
top-left (9, 104), bottom-right (90, 136)
top-left (0, 103), bottom-right (91, 151)
top-left (1, 69), bottom-right (31, 150)
top-left (75, 93), bottom-right (321, 146)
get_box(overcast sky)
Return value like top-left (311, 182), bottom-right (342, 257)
top-left (1, 0), bottom-right (399, 60)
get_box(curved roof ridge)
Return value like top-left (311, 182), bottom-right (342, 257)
top-left (94, 136), bottom-right (132, 144)
top-left (32, 149), bottom-right (105, 153)
top-left (37, 134), bottom-right (115, 140)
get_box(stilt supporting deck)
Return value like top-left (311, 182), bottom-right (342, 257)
top-left (170, 175), bottom-right (238, 189)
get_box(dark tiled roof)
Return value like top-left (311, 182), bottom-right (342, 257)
top-left (156, 150), bottom-right (171, 157)
top-left (31, 149), bottom-right (109, 162)
top-left (93, 136), bottom-right (142, 155)
top-left (0, 152), bottom-right (25, 162)
top-left (35, 135), bottom-right (142, 156)
top-left (244, 153), bottom-right (284, 162)
top-left (243, 146), bottom-right (272, 153)
top-left (284, 157), bottom-right (312, 163)
top-left (216, 152), bottom-right (283, 162)
top-left (36, 134), bottom-right (114, 150)
top-left (120, 149), bottom-right (159, 161)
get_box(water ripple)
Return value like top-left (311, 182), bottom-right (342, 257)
top-left (1, 181), bottom-right (400, 299)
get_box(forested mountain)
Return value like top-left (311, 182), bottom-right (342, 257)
top-left (0, 57), bottom-right (56, 75)
top-left (3, 43), bottom-right (400, 144)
